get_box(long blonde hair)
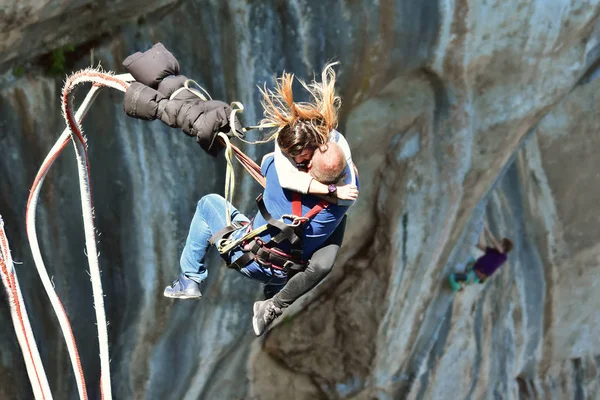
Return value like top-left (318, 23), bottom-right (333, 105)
top-left (259, 63), bottom-right (341, 157)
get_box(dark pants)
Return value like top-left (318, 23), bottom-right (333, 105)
top-left (271, 216), bottom-right (347, 309)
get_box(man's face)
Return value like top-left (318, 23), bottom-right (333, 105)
top-left (293, 148), bottom-right (314, 165)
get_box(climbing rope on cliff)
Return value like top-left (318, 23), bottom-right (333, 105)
top-left (0, 216), bottom-right (52, 400)
top-left (26, 69), bottom-right (134, 400)
top-left (61, 70), bottom-right (130, 400)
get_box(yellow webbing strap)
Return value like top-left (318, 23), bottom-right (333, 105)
top-left (216, 224), bottom-right (269, 254)
top-left (217, 132), bottom-right (236, 226)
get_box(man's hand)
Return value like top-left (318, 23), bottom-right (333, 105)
top-left (336, 183), bottom-right (358, 201)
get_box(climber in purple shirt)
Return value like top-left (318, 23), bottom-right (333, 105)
top-left (448, 224), bottom-right (513, 292)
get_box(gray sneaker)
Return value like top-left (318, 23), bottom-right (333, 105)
top-left (163, 274), bottom-right (202, 299)
top-left (252, 299), bottom-right (283, 336)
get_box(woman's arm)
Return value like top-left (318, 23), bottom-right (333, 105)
top-left (333, 130), bottom-right (353, 166)
top-left (484, 225), bottom-right (503, 252)
top-left (332, 131), bottom-right (359, 200)
top-left (475, 230), bottom-right (487, 252)
top-left (274, 140), bottom-right (358, 201)
top-left (307, 178), bottom-right (358, 200)
top-left (274, 142), bottom-right (313, 194)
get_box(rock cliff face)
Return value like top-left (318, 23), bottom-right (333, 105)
top-left (0, 0), bottom-right (178, 71)
top-left (1, 1), bottom-right (600, 399)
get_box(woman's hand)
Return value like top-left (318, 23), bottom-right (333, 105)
top-left (336, 183), bottom-right (359, 201)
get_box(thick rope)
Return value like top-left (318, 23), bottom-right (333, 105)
top-left (61, 69), bottom-right (129, 400)
top-left (26, 88), bottom-right (99, 400)
top-left (26, 71), bottom-right (132, 400)
top-left (0, 216), bottom-right (52, 399)
top-left (20, 70), bottom-right (264, 400)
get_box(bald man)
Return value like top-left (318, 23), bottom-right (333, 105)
top-left (309, 142), bottom-right (348, 185)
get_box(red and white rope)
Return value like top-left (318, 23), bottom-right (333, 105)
top-left (0, 216), bottom-right (52, 399)
top-left (26, 70), bottom-right (132, 400)
top-left (21, 67), bottom-right (263, 400)
top-left (61, 69), bottom-right (128, 400)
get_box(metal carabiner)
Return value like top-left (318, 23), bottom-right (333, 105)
top-left (280, 214), bottom-right (308, 227)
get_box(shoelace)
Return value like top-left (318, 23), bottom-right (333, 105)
top-left (265, 304), bottom-right (282, 322)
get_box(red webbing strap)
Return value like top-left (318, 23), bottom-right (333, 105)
top-left (231, 144), bottom-right (266, 188)
top-left (304, 200), bottom-right (328, 219)
top-left (292, 192), bottom-right (328, 219)
top-left (292, 192), bottom-right (302, 217)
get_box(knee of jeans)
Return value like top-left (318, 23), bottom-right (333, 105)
top-left (198, 194), bottom-right (222, 209)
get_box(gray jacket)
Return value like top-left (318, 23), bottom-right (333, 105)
top-left (122, 43), bottom-right (240, 156)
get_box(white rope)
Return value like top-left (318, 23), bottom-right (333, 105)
top-left (220, 103), bottom-right (276, 225)
top-left (169, 79), bottom-right (212, 101)
top-left (26, 85), bottom-right (102, 400)
top-left (61, 69), bottom-right (130, 400)
top-left (218, 132), bottom-right (235, 226)
top-left (228, 101), bottom-right (278, 144)
top-left (185, 79), bottom-right (213, 100)
top-left (0, 216), bottom-right (52, 400)
top-left (26, 71), bottom-right (133, 400)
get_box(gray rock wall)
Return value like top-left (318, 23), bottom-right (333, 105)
top-left (0, 0), bottom-right (178, 71)
top-left (1, 1), bottom-right (600, 399)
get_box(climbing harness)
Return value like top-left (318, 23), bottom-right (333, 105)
top-left (210, 192), bottom-right (328, 274)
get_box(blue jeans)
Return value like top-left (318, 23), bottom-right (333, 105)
top-left (180, 194), bottom-right (287, 294)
